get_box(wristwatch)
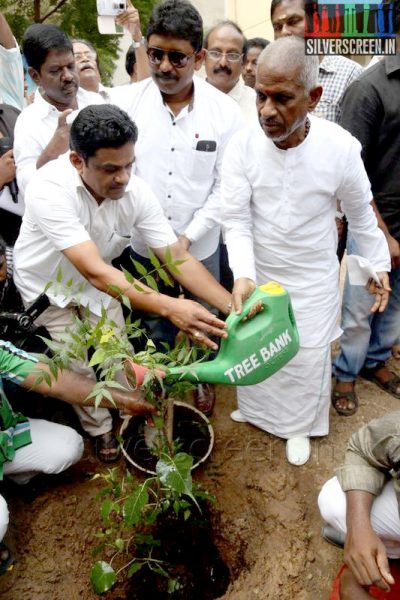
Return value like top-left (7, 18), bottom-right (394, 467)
top-left (131, 36), bottom-right (145, 48)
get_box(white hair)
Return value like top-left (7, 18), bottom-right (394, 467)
top-left (258, 37), bottom-right (319, 92)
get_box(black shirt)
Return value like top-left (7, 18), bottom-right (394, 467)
top-left (340, 54), bottom-right (400, 240)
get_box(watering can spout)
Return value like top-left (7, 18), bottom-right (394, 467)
top-left (125, 283), bottom-right (299, 388)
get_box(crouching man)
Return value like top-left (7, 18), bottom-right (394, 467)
top-left (318, 411), bottom-right (400, 598)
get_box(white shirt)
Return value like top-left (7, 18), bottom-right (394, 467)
top-left (228, 78), bottom-right (258, 126)
top-left (0, 187), bottom-right (24, 217)
top-left (110, 77), bottom-right (242, 261)
top-left (13, 87), bottom-right (103, 199)
top-left (0, 42), bottom-right (24, 111)
top-left (14, 154), bottom-right (177, 315)
top-left (222, 116), bottom-right (390, 348)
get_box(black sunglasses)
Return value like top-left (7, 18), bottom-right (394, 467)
top-left (146, 46), bottom-right (196, 68)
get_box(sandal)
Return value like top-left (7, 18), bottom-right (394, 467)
top-left (0, 543), bottom-right (14, 576)
top-left (360, 366), bottom-right (400, 400)
top-left (94, 431), bottom-right (120, 463)
top-left (331, 386), bottom-right (358, 417)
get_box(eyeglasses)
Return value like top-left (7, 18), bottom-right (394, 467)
top-left (206, 50), bottom-right (243, 63)
top-left (146, 46), bottom-right (196, 68)
top-left (74, 51), bottom-right (97, 61)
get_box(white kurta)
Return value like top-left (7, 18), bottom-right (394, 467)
top-left (222, 115), bottom-right (391, 438)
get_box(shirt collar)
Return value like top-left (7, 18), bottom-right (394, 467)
top-left (228, 78), bottom-right (244, 103)
top-left (33, 86), bottom-right (86, 119)
top-left (385, 52), bottom-right (400, 76)
top-left (319, 55), bottom-right (338, 74)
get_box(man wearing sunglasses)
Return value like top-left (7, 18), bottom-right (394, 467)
top-left (204, 21), bottom-right (258, 126)
top-left (111, 0), bottom-right (241, 417)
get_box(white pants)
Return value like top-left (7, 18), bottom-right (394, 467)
top-left (318, 476), bottom-right (400, 559)
top-left (0, 418), bottom-right (83, 542)
top-left (36, 298), bottom-right (127, 437)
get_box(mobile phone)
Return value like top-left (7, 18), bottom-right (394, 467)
top-left (96, 0), bottom-right (126, 16)
top-left (196, 140), bottom-right (217, 152)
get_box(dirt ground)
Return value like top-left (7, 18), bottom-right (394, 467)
top-left (0, 357), bottom-right (399, 600)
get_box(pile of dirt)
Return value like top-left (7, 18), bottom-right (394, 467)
top-left (0, 364), bottom-right (399, 599)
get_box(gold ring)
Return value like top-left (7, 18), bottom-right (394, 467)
top-left (194, 331), bottom-right (202, 339)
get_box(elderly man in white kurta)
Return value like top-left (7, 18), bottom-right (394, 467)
top-left (222, 37), bottom-right (391, 466)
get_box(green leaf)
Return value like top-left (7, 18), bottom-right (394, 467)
top-left (156, 453), bottom-right (194, 498)
top-left (88, 347), bottom-right (106, 367)
top-left (91, 561), bottom-right (117, 594)
top-left (100, 499), bottom-right (113, 525)
top-left (148, 248), bottom-right (161, 270)
top-left (131, 259), bottom-right (148, 278)
top-left (158, 267), bottom-right (173, 287)
top-left (145, 274), bottom-right (158, 291)
top-left (56, 267), bottom-right (63, 283)
top-left (123, 484), bottom-right (149, 527)
top-left (122, 267), bottom-right (135, 284)
top-left (128, 561), bottom-right (143, 577)
top-left (115, 538), bottom-right (124, 552)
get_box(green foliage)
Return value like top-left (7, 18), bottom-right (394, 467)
top-left (0, 0), bottom-right (158, 84)
top-left (90, 459), bottom-right (215, 595)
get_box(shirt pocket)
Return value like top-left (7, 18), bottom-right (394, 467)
top-left (187, 147), bottom-right (217, 181)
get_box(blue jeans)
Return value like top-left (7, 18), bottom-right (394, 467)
top-left (333, 236), bottom-right (400, 382)
top-left (116, 246), bottom-right (220, 352)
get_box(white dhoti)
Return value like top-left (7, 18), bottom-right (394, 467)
top-left (318, 476), bottom-right (400, 559)
top-left (238, 344), bottom-right (332, 438)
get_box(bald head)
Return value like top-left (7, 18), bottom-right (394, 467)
top-left (257, 37), bottom-right (319, 92)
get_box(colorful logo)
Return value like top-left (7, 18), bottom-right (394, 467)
top-left (305, 2), bottom-right (396, 55)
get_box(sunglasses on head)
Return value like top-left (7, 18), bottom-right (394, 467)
top-left (146, 46), bottom-right (196, 68)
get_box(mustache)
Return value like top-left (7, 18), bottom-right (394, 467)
top-left (213, 66), bottom-right (232, 75)
top-left (61, 81), bottom-right (78, 90)
top-left (154, 72), bottom-right (179, 82)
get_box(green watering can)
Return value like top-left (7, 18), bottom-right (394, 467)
top-left (126, 282), bottom-right (299, 388)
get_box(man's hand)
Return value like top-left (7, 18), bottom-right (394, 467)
top-left (0, 149), bottom-right (16, 188)
top-left (166, 297), bottom-right (227, 350)
top-left (116, 2), bottom-right (142, 40)
top-left (37, 109), bottom-right (72, 168)
top-left (113, 389), bottom-right (158, 417)
top-left (367, 272), bottom-right (391, 313)
top-left (177, 235), bottom-right (191, 251)
top-left (386, 234), bottom-right (400, 269)
top-left (344, 525), bottom-right (394, 592)
top-left (231, 277), bottom-right (257, 314)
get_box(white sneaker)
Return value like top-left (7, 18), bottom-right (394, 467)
top-left (286, 437), bottom-right (311, 466)
top-left (230, 409), bottom-right (248, 423)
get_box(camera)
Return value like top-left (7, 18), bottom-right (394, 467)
top-left (96, 0), bottom-right (127, 16)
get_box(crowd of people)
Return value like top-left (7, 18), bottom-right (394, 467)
top-left (0, 0), bottom-right (399, 596)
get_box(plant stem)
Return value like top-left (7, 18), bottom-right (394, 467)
top-left (164, 397), bottom-right (174, 455)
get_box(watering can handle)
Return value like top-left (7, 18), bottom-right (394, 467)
top-left (238, 299), bottom-right (265, 323)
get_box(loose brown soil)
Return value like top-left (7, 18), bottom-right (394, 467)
top-left (0, 359), bottom-right (399, 600)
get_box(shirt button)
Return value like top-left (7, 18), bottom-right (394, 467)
top-left (168, 216), bottom-right (172, 220)
top-left (172, 122), bottom-right (176, 126)
top-left (169, 172), bottom-right (172, 175)
top-left (171, 148), bottom-right (175, 151)
top-left (168, 195), bottom-right (171, 198)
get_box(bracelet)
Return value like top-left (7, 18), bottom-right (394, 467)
top-left (131, 36), bottom-right (145, 49)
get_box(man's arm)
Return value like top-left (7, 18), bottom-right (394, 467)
top-left (21, 362), bottom-right (157, 417)
top-left (371, 199), bottom-right (400, 269)
top-left (115, 2), bottom-right (151, 81)
top-left (63, 240), bottom-right (228, 350)
top-left (0, 13), bottom-right (15, 49)
top-left (344, 490), bottom-right (394, 592)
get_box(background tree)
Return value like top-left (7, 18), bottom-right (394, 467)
top-left (0, 0), bottom-right (157, 84)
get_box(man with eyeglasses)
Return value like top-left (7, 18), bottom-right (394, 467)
top-left (111, 0), bottom-right (241, 417)
top-left (203, 21), bottom-right (258, 126)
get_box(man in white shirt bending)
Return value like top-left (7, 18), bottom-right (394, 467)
top-left (222, 37), bottom-right (391, 466)
top-left (111, 0), bottom-right (241, 416)
top-left (14, 104), bottom-right (231, 461)
top-left (14, 23), bottom-right (103, 199)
